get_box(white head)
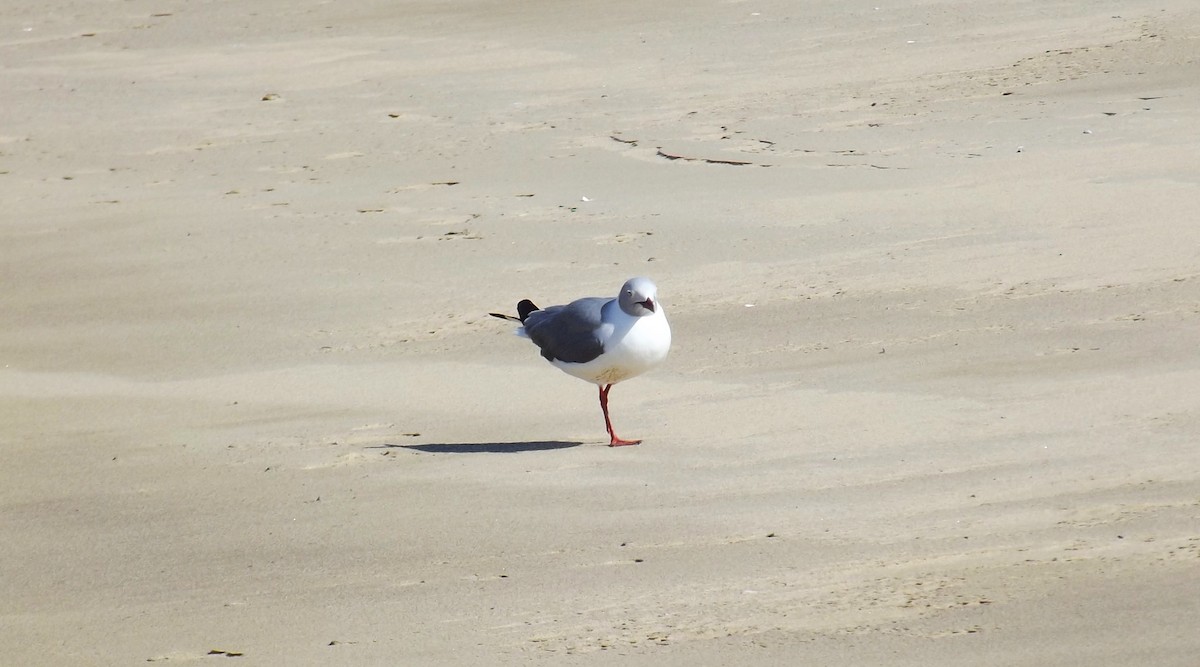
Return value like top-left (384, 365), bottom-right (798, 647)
top-left (617, 277), bottom-right (659, 317)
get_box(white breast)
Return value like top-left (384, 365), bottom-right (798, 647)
top-left (551, 307), bottom-right (671, 385)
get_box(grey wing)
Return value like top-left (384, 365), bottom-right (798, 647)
top-left (523, 297), bottom-right (609, 363)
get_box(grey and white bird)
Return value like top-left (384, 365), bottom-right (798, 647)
top-left (490, 277), bottom-right (671, 446)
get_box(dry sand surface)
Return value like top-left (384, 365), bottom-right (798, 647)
top-left (3, 0), bottom-right (1200, 664)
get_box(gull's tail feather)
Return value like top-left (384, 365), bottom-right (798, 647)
top-left (490, 299), bottom-right (540, 324)
top-left (489, 312), bottom-right (522, 323)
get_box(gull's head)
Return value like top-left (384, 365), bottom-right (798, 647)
top-left (618, 277), bottom-right (659, 316)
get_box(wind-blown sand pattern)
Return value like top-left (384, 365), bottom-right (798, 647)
top-left (3, 0), bottom-right (1199, 664)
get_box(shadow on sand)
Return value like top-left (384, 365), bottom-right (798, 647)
top-left (369, 441), bottom-right (583, 454)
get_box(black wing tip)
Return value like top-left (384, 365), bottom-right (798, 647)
top-left (490, 299), bottom-right (540, 323)
top-left (517, 299), bottom-right (540, 322)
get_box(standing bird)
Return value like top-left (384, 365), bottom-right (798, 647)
top-left (490, 277), bottom-right (671, 446)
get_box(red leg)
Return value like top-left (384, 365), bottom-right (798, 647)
top-left (599, 384), bottom-right (641, 447)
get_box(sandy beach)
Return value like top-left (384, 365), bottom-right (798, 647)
top-left (3, 0), bottom-right (1199, 664)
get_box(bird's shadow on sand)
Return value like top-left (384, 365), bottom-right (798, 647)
top-left (368, 441), bottom-right (583, 454)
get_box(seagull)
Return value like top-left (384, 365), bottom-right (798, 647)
top-left (490, 277), bottom-right (671, 446)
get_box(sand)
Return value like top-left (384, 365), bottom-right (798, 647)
top-left (3, 0), bottom-right (1199, 664)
